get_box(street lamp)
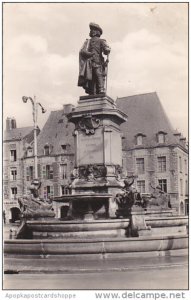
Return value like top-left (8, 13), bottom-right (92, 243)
top-left (22, 96), bottom-right (46, 179)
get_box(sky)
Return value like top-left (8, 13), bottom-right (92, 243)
top-left (3, 2), bottom-right (188, 138)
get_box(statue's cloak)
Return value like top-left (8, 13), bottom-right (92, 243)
top-left (78, 39), bottom-right (92, 94)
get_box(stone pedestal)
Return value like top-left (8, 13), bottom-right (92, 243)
top-left (67, 94), bottom-right (127, 218)
top-left (129, 206), bottom-right (151, 237)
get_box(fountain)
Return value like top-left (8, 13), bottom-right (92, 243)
top-left (4, 23), bottom-right (188, 263)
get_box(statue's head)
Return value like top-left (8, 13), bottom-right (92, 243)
top-left (89, 22), bottom-right (103, 37)
top-left (30, 179), bottom-right (41, 189)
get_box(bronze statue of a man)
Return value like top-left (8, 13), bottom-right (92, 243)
top-left (78, 23), bottom-right (111, 95)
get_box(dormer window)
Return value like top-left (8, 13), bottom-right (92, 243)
top-left (44, 144), bottom-right (50, 156)
top-left (27, 146), bottom-right (33, 157)
top-left (137, 135), bottom-right (143, 145)
top-left (157, 131), bottom-right (167, 144)
top-left (61, 144), bottom-right (70, 151)
top-left (135, 133), bottom-right (146, 146)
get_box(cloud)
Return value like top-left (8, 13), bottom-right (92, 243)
top-left (107, 28), bottom-right (188, 137)
top-left (109, 28), bottom-right (187, 94)
top-left (3, 4), bottom-right (188, 137)
top-left (3, 33), bottom-right (80, 129)
top-left (4, 33), bottom-right (78, 95)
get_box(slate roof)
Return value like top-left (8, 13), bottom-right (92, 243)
top-left (4, 126), bottom-right (34, 142)
top-left (36, 92), bottom-right (187, 156)
top-left (116, 92), bottom-right (187, 151)
top-left (37, 109), bottom-right (75, 156)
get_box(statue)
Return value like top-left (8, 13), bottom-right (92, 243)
top-left (78, 22), bottom-right (111, 95)
top-left (141, 184), bottom-right (172, 209)
top-left (18, 179), bottom-right (55, 219)
top-left (16, 178), bottom-right (55, 238)
top-left (115, 176), bottom-right (143, 218)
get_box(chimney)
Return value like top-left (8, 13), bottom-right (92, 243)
top-left (6, 117), bottom-right (17, 131)
top-left (63, 104), bottom-right (75, 115)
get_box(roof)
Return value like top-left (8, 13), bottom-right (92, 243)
top-left (116, 92), bottom-right (187, 151)
top-left (4, 126), bottom-right (34, 141)
top-left (37, 109), bottom-right (75, 156)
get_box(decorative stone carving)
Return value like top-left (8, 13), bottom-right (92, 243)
top-left (142, 188), bottom-right (171, 209)
top-left (78, 115), bottom-right (100, 135)
top-left (79, 164), bottom-right (107, 181)
top-left (115, 189), bottom-right (143, 218)
top-left (18, 179), bottom-right (55, 219)
top-left (115, 180), bottom-right (172, 219)
top-left (115, 165), bottom-right (123, 178)
top-left (18, 196), bottom-right (55, 219)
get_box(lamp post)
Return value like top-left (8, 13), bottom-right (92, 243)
top-left (22, 96), bottom-right (46, 179)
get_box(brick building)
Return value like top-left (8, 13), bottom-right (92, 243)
top-left (116, 92), bottom-right (188, 215)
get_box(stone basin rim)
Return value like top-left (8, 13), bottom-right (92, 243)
top-left (4, 233), bottom-right (188, 244)
top-left (26, 218), bottom-right (130, 225)
top-left (25, 215), bottom-right (188, 225)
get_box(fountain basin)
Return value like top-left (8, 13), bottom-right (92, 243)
top-left (14, 214), bottom-right (188, 239)
top-left (4, 234), bottom-right (188, 258)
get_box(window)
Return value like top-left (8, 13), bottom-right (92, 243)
top-left (157, 156), bottom-right (166, 172)
top-left (27, 147), bottom-right (33, 157)
top-left (44, 186), bottom-right (54, 199)
top-left (136, 158), bottom-right (145, 174)
top-left (61, 186), bottom-right (71, 195)
top-left (136, 135), bottom-right (143, 146)
top-left (61, 145), bottom-right (67, 150)
top-left (44, 145), bottom-right (50, 156)
top-left (10, 150), bottom-right (17, 162)
top-left (60, 164), bottom-right (67, 179)
top-left (158, 179), bottom-right (167, 193)
top-left (185, 180), bottom-right (188, 196)
top-left (42, 165), bottom-right (54, 179)
top-left (179, 156), bottom-right (182, 173)
top-left (26, 166), bottom-right (34, 181)
top-left (180, 202), bottom-right (184, 215)
top-left (137, 180), bottom-right (145, 193)
top-left (184, 159), bottom-right (187, 174)
top-left (180, 179), bottom-right (183, 196)
top-left (185, 200), bottom-right (189, 216)
top-left (10, 168), bottom-right (17, 180)
top-left (158, 133), bottom-right (165, 144)
top-left (11, 187), bottom-right (17, 200)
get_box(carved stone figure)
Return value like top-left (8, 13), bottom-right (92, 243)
top-left (28, 179), bottom-right (41, 198)
top-left (78, 164), bottom-right (107, 181)
top-left (18, 179), bottom-right (55, 220)
top-left (78, 22), bottom-right (111, 95)
top-left (115, 177), bottom-right (143, 218)
top-left (142, 184), bottom-right (171, 209)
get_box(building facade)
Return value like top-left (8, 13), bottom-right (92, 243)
top-left (23, 104), bottom-right (75, 218)
top-left (3, 118), bottom-right (39, 222)
top-left (117, 92), bottom-right (188, 215)
top-left (3, 93), bottom-right (188, 222)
